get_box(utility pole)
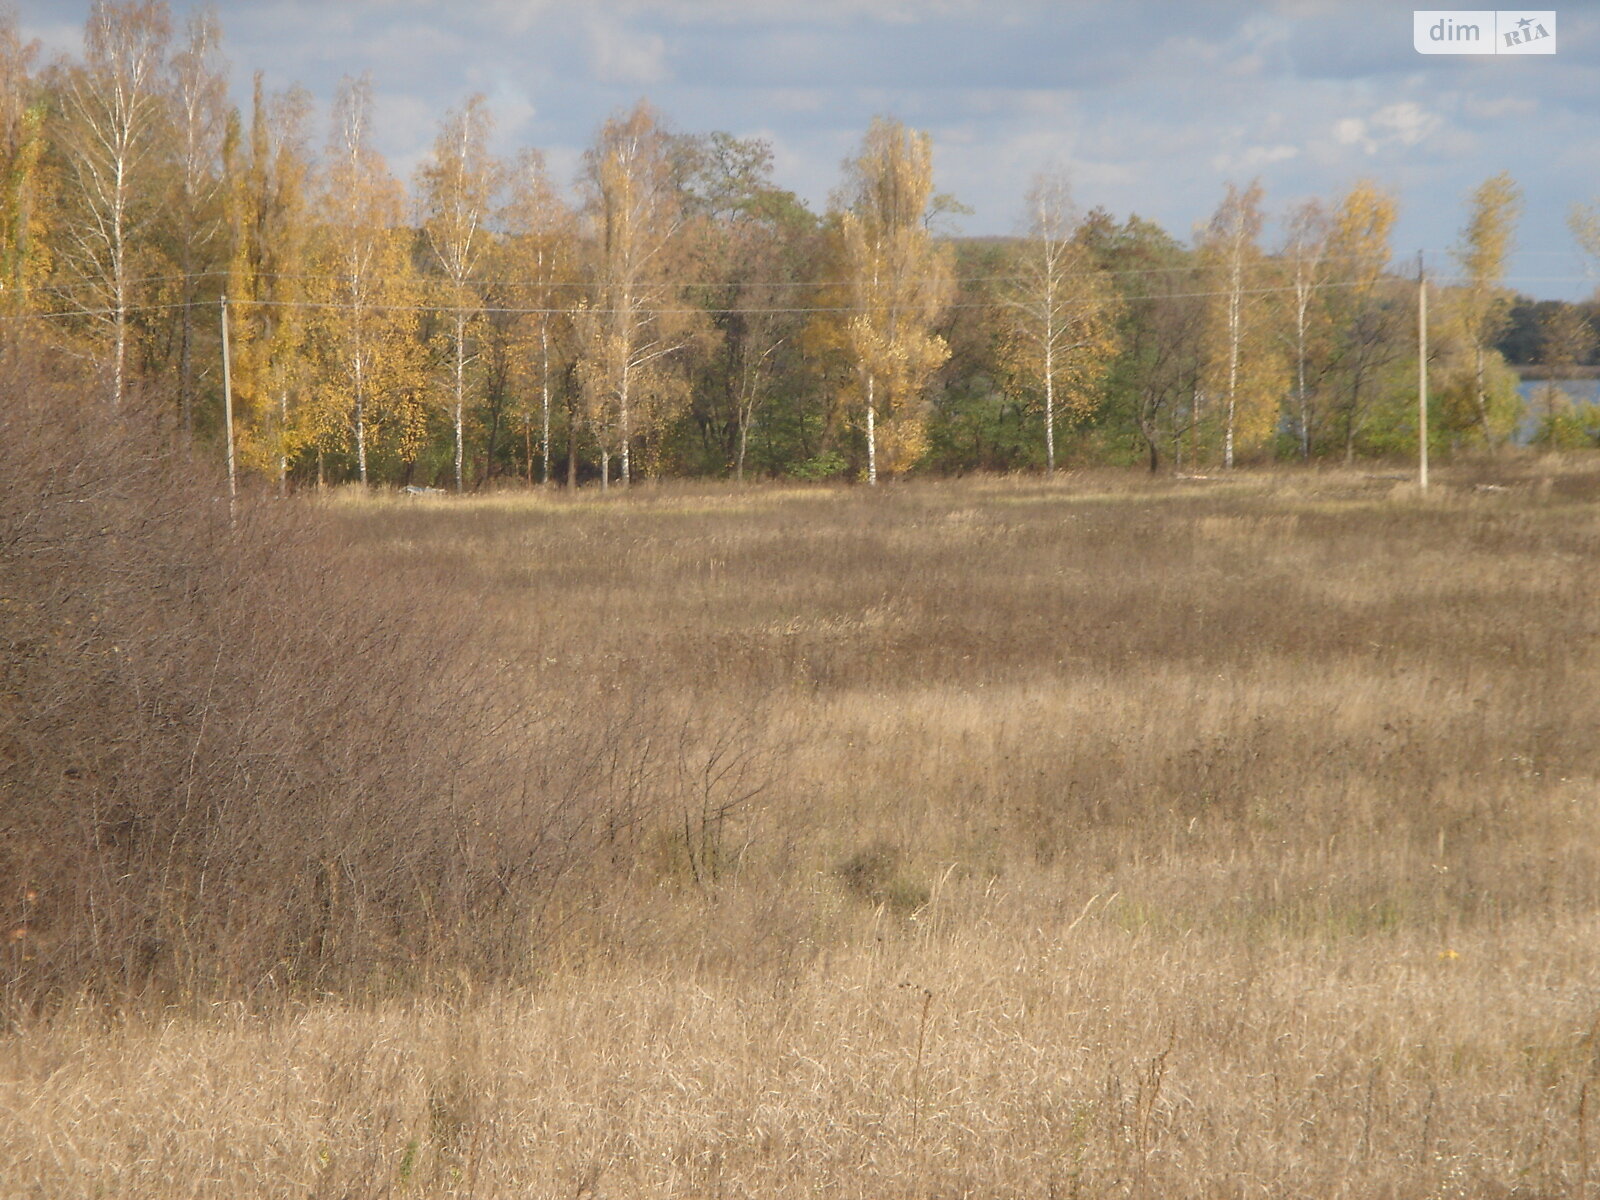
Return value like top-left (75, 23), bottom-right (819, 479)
top-left (220, 294), bottom-right (237, 516)
top-left (1417, 251), bottom-right (1429, 492)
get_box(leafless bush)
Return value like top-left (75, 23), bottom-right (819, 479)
top-left (0, 344), bottom-right (676, 1012)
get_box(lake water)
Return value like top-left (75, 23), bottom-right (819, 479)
top-left (1515, 378), bottom-right (1600, 443)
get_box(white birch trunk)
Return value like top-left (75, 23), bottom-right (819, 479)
top-left (866, 373), bottom-right (877, 486)
top-left (1044, 340), bottom-right (1056, 475)
top-left (540, 323), bottom-right (551, 486)
top-left (354, 340), bottom-right (368, 486)
top-left (1224, 254), bottom-right (1241, 470)
top-left (620, 369), bottom-right (632, 485)
top-left (1296, 278), bottom-right (1310, 460)
top-left (112, 186), bottom-right (126, 408)
top-left (454, 310), bottom-right (466, 492)
top-left (278, 390), bottom-right (289, 498)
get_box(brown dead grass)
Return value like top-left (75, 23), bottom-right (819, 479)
top-left (6, 460), bottom-right (1600, 1197)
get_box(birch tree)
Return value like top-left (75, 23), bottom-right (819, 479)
top-left (1452, 171), bottom-right (1521, 445)
top-left (1198, 181), bottom-right (1281, 466)
top-left (418, 94), bottom-right (497, 492)
top-left (496, 148), bottom-right (576, 485)
top-left (1323, 180), bottom-right (1400, 461)
top-left (311, 74), bottom-right (419, 485)
top-left (1280, 198), bottom-right (1330, 458)
top-left (54, 0), bottom-right (172, 407)
top-left (826, 116), bottom-right (953, 483)
top-left (1529, 304), bottom-right (1597, 448)
top-left (1572, 200), bottom-right (1600, 285)
top-left (1539, 303), bottom-right (1595, 370)
top-left (576, 102), bottom-right (693, 488)
top-left (1000, 171), bottom-right (1119, 473)
top-left (722, 218), bottom-right (804, 482)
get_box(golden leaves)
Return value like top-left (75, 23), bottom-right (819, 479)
top-left (998, 178), bottom-right (1122, 441)
top-left (819, 120), bottom-right (955, 479)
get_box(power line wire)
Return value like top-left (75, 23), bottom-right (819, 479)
top-left (29, 250), bottom-right (1483, 298)
top-left (7, 268), bottom-right (1589, 324)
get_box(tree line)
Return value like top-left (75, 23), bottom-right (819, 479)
top-left (6, 1), bottom-right (1600, 490)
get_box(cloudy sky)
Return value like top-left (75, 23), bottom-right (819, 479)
top-left (16, 0), bottom-right (1600, 298)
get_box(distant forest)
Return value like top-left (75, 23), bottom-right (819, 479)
top-left (6, 1), bottom-right (1600, 489)
top-left (1499, 300), bottom-right (1600, 369)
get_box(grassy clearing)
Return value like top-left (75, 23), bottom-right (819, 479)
top-left (6, 460), bottom-right (1600, 1197)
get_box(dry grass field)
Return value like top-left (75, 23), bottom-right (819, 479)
top-left (6, 461), bottom-right (1600, 1198)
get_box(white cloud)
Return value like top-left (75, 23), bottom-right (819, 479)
top-left (1211, 142), bottom-right (1300, 173)
top-left (1371, 101), bottom-right (1439, 146)
top-left (586, 19), bottom-right (670, 86)
top-left (1333, 116), bottom-right (1373, 151)
top-left (765, 88), bottom-right (831, 114)
top-left (485, 81), bottom-right (538, 143)
top-left (371, 90), bottom-right (437, 181)
top-left (1461, 94), bottom-right (1538, 121)
top-left (597, 0), bottom-right (995, 21)
top-left (19, 18), bottom-right (79, 62)
top-left (472, 0), bottom-right (565, 36)
top-left (1330, 103), bottom-right (1442, 156)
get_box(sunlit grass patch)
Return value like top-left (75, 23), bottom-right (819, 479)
top-left (9, 459), bottom-right (1600, 1198)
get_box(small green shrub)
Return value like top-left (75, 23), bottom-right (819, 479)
top-left (834, 841), bottom-right (929, 914)
top-left (788, 450), bottom-right (848, 481)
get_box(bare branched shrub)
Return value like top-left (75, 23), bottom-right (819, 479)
top-left (0, 342), bottom-right (660, 1011)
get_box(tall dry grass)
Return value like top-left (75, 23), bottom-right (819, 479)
top-left (6, 453), bottom-right (1600, 1196)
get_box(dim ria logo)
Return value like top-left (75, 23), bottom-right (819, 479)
top-left (1414, 10), bottom-right (1556, 53)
